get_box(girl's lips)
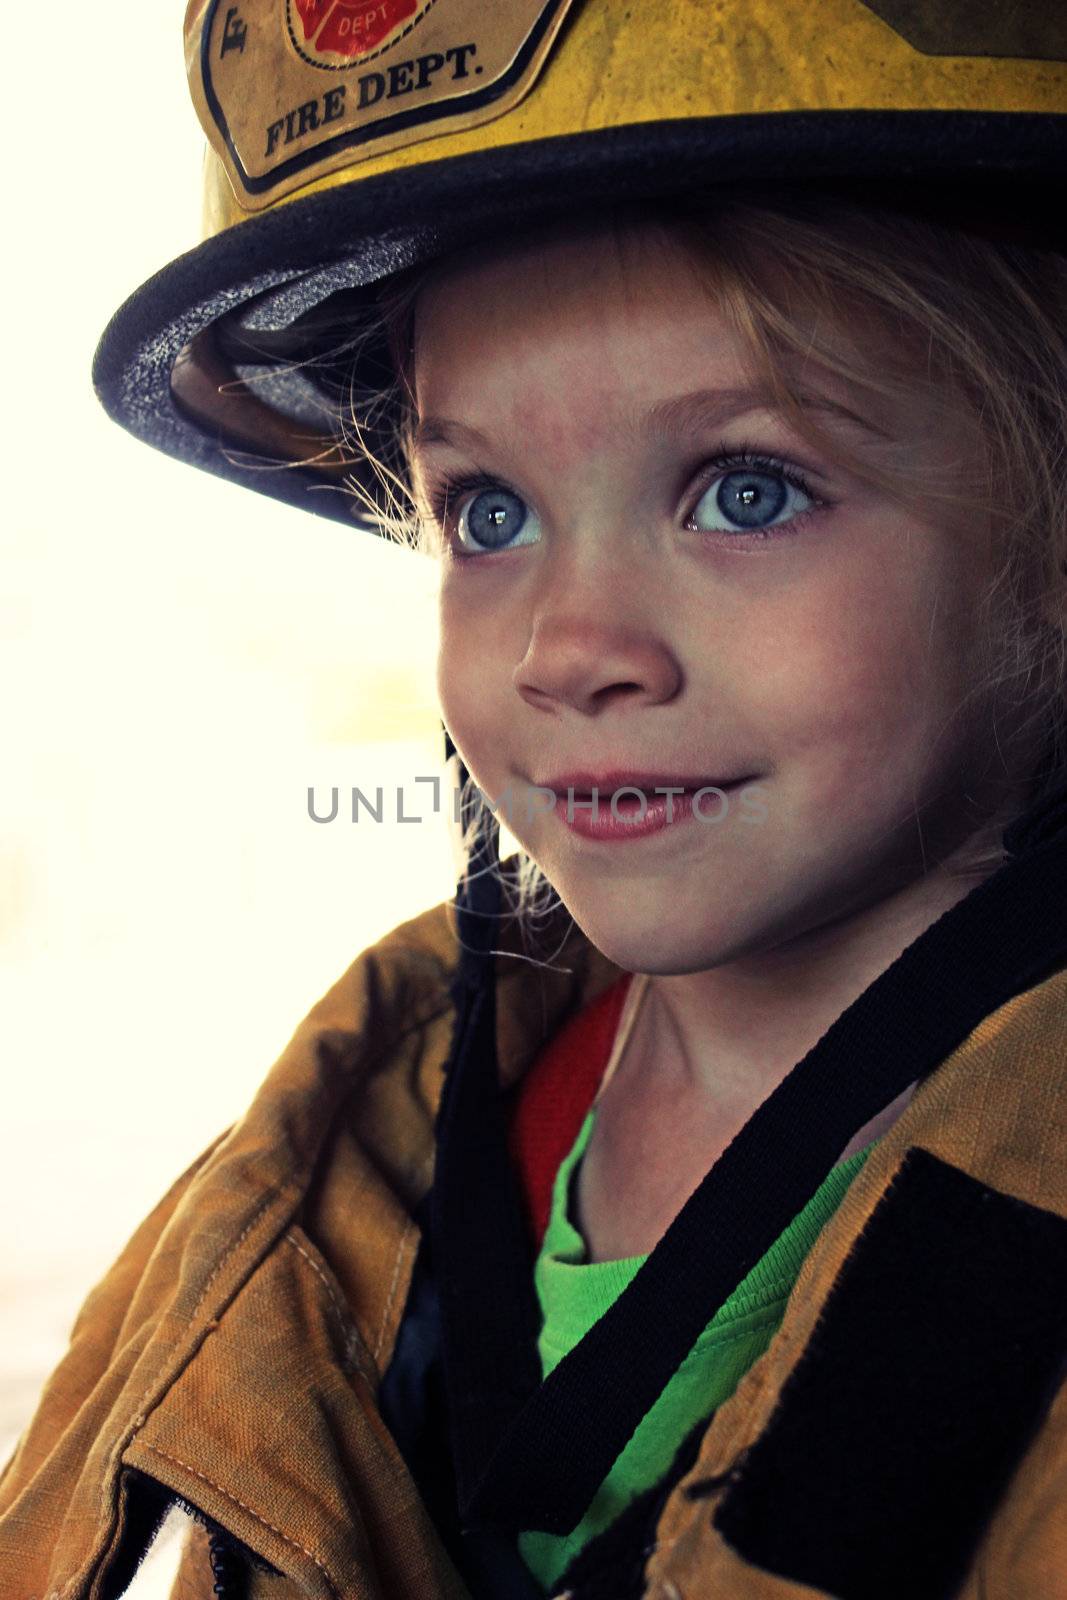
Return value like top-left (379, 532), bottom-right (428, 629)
top-left (550, 778), bottom-right (752, 843)
top-left (538, 769), bottom-right (748, 793)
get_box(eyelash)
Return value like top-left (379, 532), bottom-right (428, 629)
top-left (424, 443), bottom-right (826, 547)
top-left (684, 441), bottom-right (825, 541)
top-left (425, 469), bottom-right (505, 534)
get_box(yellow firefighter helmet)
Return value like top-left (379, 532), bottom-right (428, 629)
top-left (93, 0), bottom-right (1067, 528)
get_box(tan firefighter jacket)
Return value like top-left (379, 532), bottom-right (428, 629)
top-left (1, 885), bottom-right (1065, 1600)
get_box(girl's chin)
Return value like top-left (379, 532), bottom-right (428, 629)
top-left (555, 893), bottom-right (772, 976)
top-left (546, 857), bottom-right (835, 973)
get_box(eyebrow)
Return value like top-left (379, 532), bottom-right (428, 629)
top-left (413, 414), bottom-right (494, 457)
top-left (645, 385), bottom-right (891, 442)
top-left (412, 383), bottom-right (890, 462)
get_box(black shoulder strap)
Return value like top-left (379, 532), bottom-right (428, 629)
top-left (432, 777), bottom-right (1067, 1537)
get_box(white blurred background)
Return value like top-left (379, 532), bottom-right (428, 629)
top-left (0, 4), bottom-right (465, 1588)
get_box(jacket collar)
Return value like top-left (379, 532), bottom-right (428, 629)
top-left (29, 785), bottom-right (1067, 1597)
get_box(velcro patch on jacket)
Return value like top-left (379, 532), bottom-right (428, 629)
top-left (187, 0), bottom-right (574, 208)
top-left (712, 1147), bottom-right (1067, 1600)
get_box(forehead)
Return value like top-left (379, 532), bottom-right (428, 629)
top-left (413, 222), bottom-right (743, 412)
top-left (409, 220), bottom-right (922, 473)
top-left (411, 224), bottom-right (800, 473)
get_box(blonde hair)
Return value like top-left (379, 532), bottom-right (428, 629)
top-left (304, 186), bottom-right (1067, 918)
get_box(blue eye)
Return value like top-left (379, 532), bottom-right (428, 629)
top-left (456, 487), bottom-right (541, 552)
top-left (689, 463), bottom-right (815, 536)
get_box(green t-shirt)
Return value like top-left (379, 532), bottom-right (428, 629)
top-left (518, 1107), bottom-right (875, 1593)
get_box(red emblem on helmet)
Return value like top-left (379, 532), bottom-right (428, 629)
top-left (292, 0), bottom-right (420, 60)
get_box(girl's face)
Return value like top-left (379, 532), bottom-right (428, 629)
top-left (414, 223), bottom-right (1017, 974)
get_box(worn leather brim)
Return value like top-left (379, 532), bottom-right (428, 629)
top-left (93, 112), bottom-right (1067, 532)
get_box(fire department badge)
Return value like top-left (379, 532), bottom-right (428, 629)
top-left (188, 0), bottom-right (574, 209)
top-left (287, 0), bottom-right (428, 67)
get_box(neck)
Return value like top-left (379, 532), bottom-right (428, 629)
top-left (639, 845), bottom-right (1003, 1116)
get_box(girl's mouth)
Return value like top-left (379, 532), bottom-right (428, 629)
top-left (549, 778), bottom-right (753, 843)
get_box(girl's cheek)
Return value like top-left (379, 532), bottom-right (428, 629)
top-left (718, 532), bottom-right (947, 750)
top-left (439, 556), bottom-right (530, 652)
top-left (436, 591), bottom-right (515, 781)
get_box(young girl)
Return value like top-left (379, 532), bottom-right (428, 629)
top-left (4, 4), bottom-right (1066, 1598)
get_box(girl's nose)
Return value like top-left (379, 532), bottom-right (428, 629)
top-left (513, 580), bottom-right (682, 717)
